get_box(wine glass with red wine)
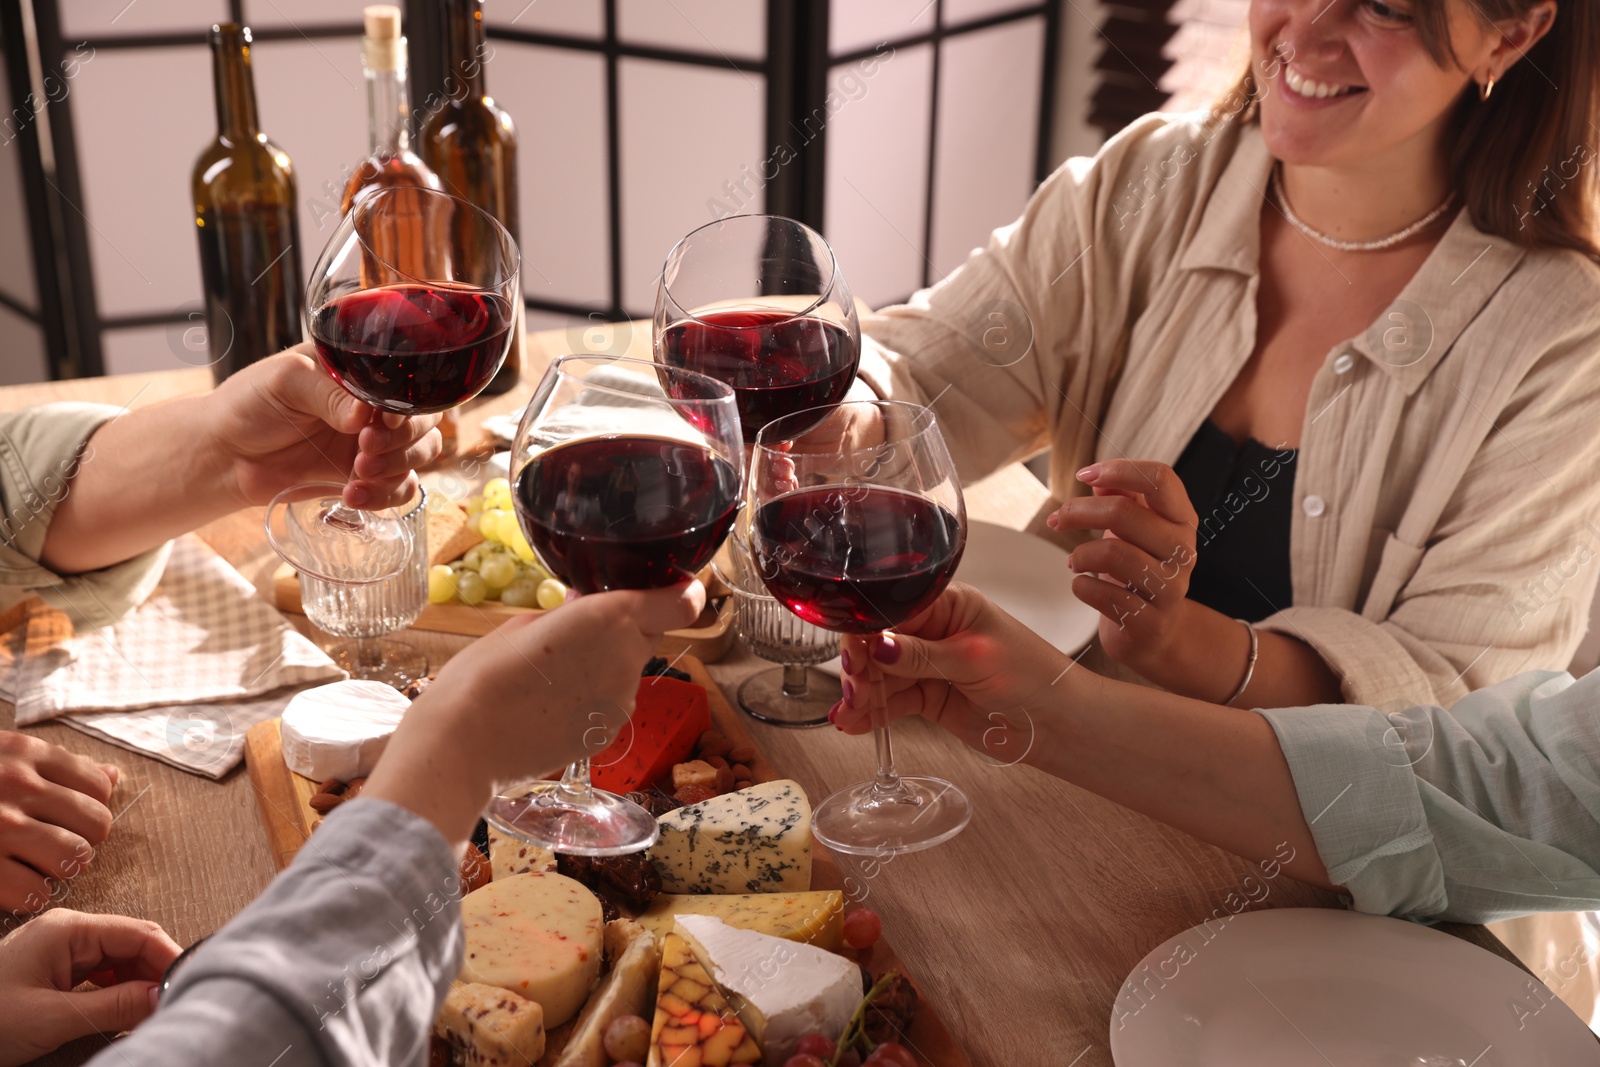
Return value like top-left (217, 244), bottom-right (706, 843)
top-left (653, 214), bottom-right (859, 447)
top-left (267, 187), bottom-right (520, 585)
top-left (485, 354), bottom-right (744, 855)
top-left (748, 400), bottom-right (972, 856)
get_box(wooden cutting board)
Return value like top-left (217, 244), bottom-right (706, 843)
top-left (243, 655), bottom-right (973, 1066)
top-left (272, 561), bottom-right (736, 662)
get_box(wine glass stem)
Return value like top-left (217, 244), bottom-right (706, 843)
top-left (867, 644), bottom-right (906, 798)
top-left (354, 636), bottom-right (383, 671)
top-left (556, 759), bottom-right (594, 804)
top-left (781, 663), bottom-right (809, 698)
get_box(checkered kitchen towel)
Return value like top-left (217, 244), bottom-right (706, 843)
top-left (0, 535), bottom-right (344, 777)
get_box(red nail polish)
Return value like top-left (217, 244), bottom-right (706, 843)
top-left (840, 645), bottom-right (854, 673)
top-left (872, 634), bottom-right (900, 664)
top-left (842, 678), bottom-right (855, 704)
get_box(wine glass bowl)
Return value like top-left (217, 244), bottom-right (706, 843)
top-left (749, 400), bottom-right (972, 856)
top-left (487, 354), bottom-right (745, 855)
top-left (654, 214), bottom-right (860, 445)
top-left (306, 186), bottom-right (520, 414)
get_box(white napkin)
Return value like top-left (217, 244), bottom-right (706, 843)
top-left (0, 535), bottom-right (345, 778)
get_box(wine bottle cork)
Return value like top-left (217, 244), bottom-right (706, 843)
top-left (362, 5), bottom-right (404, 71)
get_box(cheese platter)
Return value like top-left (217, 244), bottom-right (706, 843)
top-left (243, 657), bottom-right (972, 1067)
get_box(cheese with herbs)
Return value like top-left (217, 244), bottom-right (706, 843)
top-left (638, 891), bottom-right (844, 951)
top-left (433, 981), bottom-right (546, 1067)
top-left (459, 872), bottom-right (603, 1028)
top-left (647, 932), bottom-right (761, 1067)
top-left (675, 915), bottom-right (859, 1063)
top-left (552, 920), bottom-right (662, 1067)
top-left (648, 779), bottom-right (811, 894)
top-left (486, 824), bottom-right (557, 881)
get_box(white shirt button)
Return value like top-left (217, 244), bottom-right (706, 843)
top-left (1302, 494), bottom-right (1327, 518)
top-left (1333, 353), bottom-right (1355, 375)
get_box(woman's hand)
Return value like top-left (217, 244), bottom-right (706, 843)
top-left (0, 734), bottom-right (118, 916)
top-left (208, 346), bottom-right (443, 511)
top-left (832, 582), bottom-right (1075, 753)
top-left (363, 582), bottom-right (707, 848)
top-left (1046, 460), bottom-right (1198, 675)
top-left (0, 908), bottom-right (181, 1066)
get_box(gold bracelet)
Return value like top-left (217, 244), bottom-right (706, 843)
top-left (1225, 618), bottom-right (1259, 706)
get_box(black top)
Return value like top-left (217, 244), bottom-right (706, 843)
top-left (1171, 420), bottom-right (1298, 623)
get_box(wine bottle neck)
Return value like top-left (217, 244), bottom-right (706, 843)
top-left (365, 61), bottom-right (412, 156)
top-left (443, 0), bottom-right (488, 101)
top-left (210, 24), bottom-right (261, 142)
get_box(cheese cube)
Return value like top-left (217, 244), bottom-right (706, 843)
top-left (486, 825), bottom-right (557, 881)
top-left (459, 873), bottom-right (604, 1028)
top-left (637, 892), bottom-right (844, 951)
top-left (647, 932), bottom-right (761, 1067)
top-left (434, 981), bottom-right (545, 1067)
top-left (648, 780), bottom-right (811, 895)
top-left (675, 915), bottom-right (860, 1064)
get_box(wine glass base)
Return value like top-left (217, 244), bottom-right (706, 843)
top-left (485, 782), bottom-right (661, 856)
top-left (811, 775), bottom-right (973, 857)
top-left (737, 667), bottom-right (841, 727)
top-left (329, 639), bottom-right (428, 689)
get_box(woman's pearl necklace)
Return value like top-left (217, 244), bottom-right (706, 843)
top-left (1271, 165), bottom-right (1455, 252)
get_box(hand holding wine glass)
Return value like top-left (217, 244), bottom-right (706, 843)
top-left (749, 400), bottom-right (972, 855)
top-left (486, 355), bottom-right (744, 855)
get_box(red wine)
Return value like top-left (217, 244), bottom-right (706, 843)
top-left (515, 435), bottom-right (741, 594)
top-left (310, 284), bottom-right (513, 414)
top-left (753, 486), bottom-right (964, 634)
top-left (657, 309), bottom-right (858, 444)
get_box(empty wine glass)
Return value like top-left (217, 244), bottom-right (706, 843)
top-left (266, 186), bottom-right (519, 583)
top-left (294, 483), bottom-right (429, 687)
top-left (485, 354), bottom-right (744, 855)
top-left (715, 535), bottom-right (841, 727)
top-left (748, 400), bottom-right (971, 856)
top-left (654, 214), bottom-right (859, 445)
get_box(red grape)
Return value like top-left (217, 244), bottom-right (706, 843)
top-left (794, 1034), bottom-right (836, 1058)
top-left (836, 1052), bottom-right (862, 1067)
top-left (865, 1043), bottom-right (917, 1067)
top-left (843, 908), bottom-right (883, 949)
top-left (783, 1056), bottom-right (827, 1067)
top-left (601, 1014), bottom-right (650, 1062)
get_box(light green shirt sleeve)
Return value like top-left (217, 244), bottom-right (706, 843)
top-left (1258, 670), bottom-right (1600, 924)
top-left (0, 402), bottom-right (170, 631)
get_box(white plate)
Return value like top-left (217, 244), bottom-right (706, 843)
top-left (955, 520), bottom-right (1100, 655)
top-left (1111, 908), bottom-right (1599, 1066)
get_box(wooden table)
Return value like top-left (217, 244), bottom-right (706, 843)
top-left (3, 331), bottom-right (1518, 1067)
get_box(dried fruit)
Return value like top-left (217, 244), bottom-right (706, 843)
top-left (727, 744), bottom-right (758, 765)
top-left (730, 763), bottom-right (753, 781)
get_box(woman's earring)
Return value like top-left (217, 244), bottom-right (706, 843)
top-left (1480, 74), bottom-right (1496, 101)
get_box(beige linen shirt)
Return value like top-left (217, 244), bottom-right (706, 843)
top-left (858, 111), bottom-right (1600, 710)
top-left (0, 403), bottom-right (170, 630)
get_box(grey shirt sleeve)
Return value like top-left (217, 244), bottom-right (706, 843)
top-left (1258, 669), bottom-right (1600, 924)
top-left (0, 403), bottom-right (170, 631)
top-left (91, 797), bottom-right (465, 1067)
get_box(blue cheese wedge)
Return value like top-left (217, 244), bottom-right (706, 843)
top-left (675, 914), bottom-right (859, 1063)
top-left (648, 779), bottom-right (811, 894)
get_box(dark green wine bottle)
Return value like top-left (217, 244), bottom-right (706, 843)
top-left (192, 23), bottom-right (304, 385)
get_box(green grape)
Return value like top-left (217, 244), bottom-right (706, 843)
top-left (462, 544), bottom-right (488, 572)
top-left (480, 509), bottom-right (512, 545)
top-left (482, 477), bottom-right (513, 512)
top-left (479, 554), bottom-right (517, 591)
top-left (427, 565), bottom-right (458, 604)
top-left (456, 571), bottom-right (489, 606)
top-left (500, 576), bottom-right (541, 608)
top-left (535, 578), bottom-right (568, 610)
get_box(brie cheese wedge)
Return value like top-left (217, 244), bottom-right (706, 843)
top-left (280, 679), bottom-right (409, 781)
top-left (675, 914), bottom-right (861, 1062)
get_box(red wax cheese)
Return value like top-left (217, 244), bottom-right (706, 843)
top-left (591, 676), bottom-right (711, 794)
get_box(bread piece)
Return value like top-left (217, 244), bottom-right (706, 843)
top-left (550, 921), bottom-right (662, 1067)
top-left (428, 498), bottom-right (484, 566)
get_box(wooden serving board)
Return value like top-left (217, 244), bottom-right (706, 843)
top-left (272, 561), bottom-right (736, 662)
top-left (243, 655), bottom-right (972, 1066)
